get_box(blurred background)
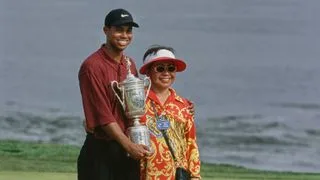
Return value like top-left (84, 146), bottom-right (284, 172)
top-left (0, 0), bottom-right (319, 173)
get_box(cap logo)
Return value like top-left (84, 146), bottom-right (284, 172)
top-left (121, 14), bottom-right (129, 18)
top-left (143, 49), bottom-right (175, 64)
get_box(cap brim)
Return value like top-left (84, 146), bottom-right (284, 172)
top-left (111, 20), bottom-right (139, 27)
top-left (139, 57), bottom-right (186, 74)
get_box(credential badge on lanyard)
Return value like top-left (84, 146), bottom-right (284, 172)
top-left (156, 115), bottom-right (170, 131)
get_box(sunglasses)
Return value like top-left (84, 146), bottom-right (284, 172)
top-left (153, 64), bottom-right (177, 73)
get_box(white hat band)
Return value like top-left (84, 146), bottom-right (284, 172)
top-left (143, 49), bottom-right (175, 64)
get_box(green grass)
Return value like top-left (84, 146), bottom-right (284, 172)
top-left (0, 171), bottom-right (75, 180)
top-left (0, 140), bottom-right (78, 172)
top-left (0, 140), bottom-right (319, 180)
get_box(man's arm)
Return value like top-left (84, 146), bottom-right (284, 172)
top-left (79, 69), bottom-right (148, 159)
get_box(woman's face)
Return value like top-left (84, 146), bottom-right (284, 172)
top-left (148, 62), bottom-right (177, 91)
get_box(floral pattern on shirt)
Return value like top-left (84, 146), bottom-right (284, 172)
top-left (140, 88), bottom-right (201, 180)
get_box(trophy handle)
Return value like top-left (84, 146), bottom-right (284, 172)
top-left (144, 77), bottom-right (151, 103)
top-left (111, 81), bottom-right (125, 110)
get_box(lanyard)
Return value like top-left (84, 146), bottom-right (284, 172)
top-left (150, 101), bottom-right (177, 162)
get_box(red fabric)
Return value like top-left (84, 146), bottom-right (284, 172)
top-left (79, 44), bottom-right (138, 139)
top-left (140, 88), bottom-right (201, 179)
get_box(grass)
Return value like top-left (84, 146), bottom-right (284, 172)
top-left (0, 140), bottom-right (319, 180)
top-left (0, 140), bottom-right (78, 172)
top-left (0, 171), bottom-right (75, 180)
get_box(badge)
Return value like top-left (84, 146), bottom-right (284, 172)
top-left (156, 115), bottom-right (170, 130)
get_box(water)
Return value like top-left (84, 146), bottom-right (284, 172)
top-left (1, 0), bottom-right (320, 173)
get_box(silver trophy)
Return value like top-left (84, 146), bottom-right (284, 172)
top-left (111, 58), bottom-right (152, 151)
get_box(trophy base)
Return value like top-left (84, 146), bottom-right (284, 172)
top-left (127, 124), bottom-right (152, 151)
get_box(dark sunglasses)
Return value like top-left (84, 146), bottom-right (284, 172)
top-left (153, 64), bottom-right (177, 73)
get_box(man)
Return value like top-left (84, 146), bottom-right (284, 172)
top-left (77, 8), bottom-right (149, 180)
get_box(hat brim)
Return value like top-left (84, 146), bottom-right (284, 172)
top-left (139, 57), bottom-right (187, 74)
top-left (111, 19), bottom-right (139, 27)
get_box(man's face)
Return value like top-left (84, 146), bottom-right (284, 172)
top-left (104, 25), bottom-right (133, 52)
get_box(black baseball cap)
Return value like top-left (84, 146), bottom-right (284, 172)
top-left (104, 8), bottom-right (139, 28)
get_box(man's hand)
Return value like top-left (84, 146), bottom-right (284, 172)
top-left (126, 143), bottom-right (150, 160)
top-left (101, 123), bottom-right (151, 160)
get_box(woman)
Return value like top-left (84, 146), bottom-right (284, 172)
top-left (139, 45), bottom-right (201, 180)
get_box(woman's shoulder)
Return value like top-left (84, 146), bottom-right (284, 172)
top-left (170, 89), bottom-right (193, 107)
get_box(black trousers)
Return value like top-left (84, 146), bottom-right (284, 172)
top-left (77, 134), bottom-right (140, 180)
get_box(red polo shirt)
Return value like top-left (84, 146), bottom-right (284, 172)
top-left (78, 44), bottom-right (138, 140)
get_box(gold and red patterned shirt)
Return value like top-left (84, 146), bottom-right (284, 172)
top-left (140, 88), bottom-right (201, 180)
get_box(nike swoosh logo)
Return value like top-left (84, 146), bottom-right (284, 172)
top-left (121, 14), bottom-right (129, 18)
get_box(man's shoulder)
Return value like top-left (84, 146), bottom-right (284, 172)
top-left (84, 49), bottom-right (102, 63)
top-left (78, 49), bottom-right (103, 75)
top-left (81, 50), bottom-right (103, 68)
